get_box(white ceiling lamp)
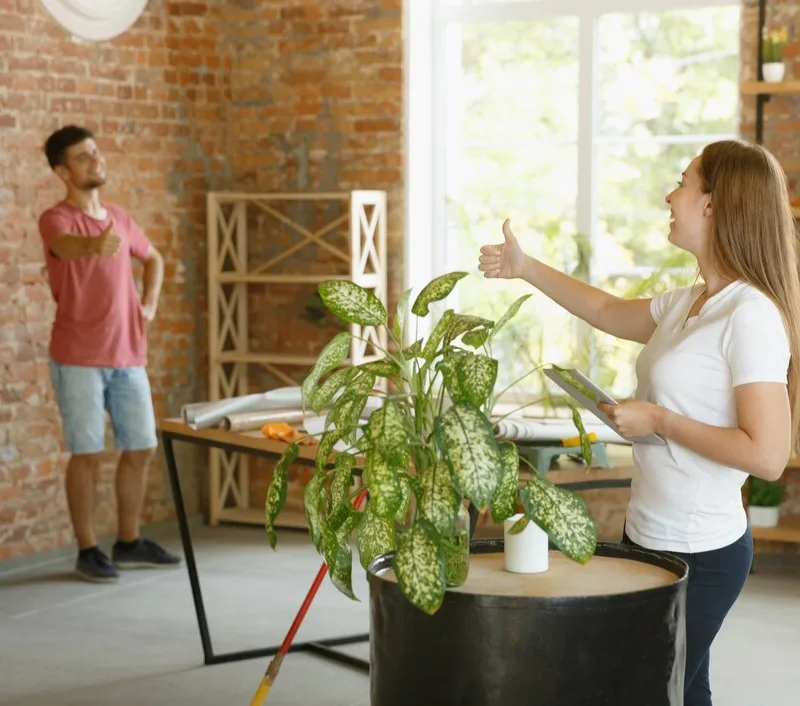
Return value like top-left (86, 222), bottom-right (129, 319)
top-left (41, 0), bottom-right (150, 42)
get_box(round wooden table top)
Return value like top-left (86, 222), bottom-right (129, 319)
top-left (380, 552), bottom-right (679, 598)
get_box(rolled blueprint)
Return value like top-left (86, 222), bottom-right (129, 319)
top-left (493, 417), bottom-right (625, 444)
top-left (220, 409), bottom-right (306, 432)
top-left (181, 386), bottom-right (305, 430)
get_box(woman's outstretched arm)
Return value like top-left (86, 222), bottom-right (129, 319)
top-left (479, 219), bottom-right (657, 344)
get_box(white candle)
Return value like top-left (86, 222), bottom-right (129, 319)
top-left (503, 513), bottom-right (549, 574)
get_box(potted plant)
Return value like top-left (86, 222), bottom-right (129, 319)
top-left (265, 272), bottom-right (690, 706)
top-left (762, 25), bottom-right (789, 82)
top-left (747, 476), bottom-right (785, 528)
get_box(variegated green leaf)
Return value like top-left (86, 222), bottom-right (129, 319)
top-left (487, 294), bottom-right (533, 343)
top-left (322, 526), bottom-right (357, 600)
top-left (394, 519), bottom-right (445, 615)
top-left (411, 271), bottom-right (468, 317)
top-left (264, 443), bottom-right (299, 549)
top-left (491, 443), bottom-right (520, 523)
top-left (422, 309), bottom-right (455, 361)
top-left (402, 339), bottom-right (423, 359)
top-left (520, 472), bottom-right (598, 563)
top-left (319, 279), bottom-right (387, 326)
top-left (351, 372), bottom-right (377, 395)
top-left (447, 314), bottom-right (494, 343)
top-left (438, 350), bottom-right (498, 408)
top-left (357, 359), bottom-right (400, 378)
top-left (570, 405), bottom-right (593, 467)
top-left (417, 459), bottom-right (461, 535)
top-left (328, 452), bottom-right (355, 513)
top-left (315, 430), bottom-right (339, 473)
top-left (438, 403), bottom-right (502, 509)
top-left (310, 367), bottom-right (356, 415)
top-left (551, 364), bottom-right (599, 404)
top-left (304, 469), bottom-right (328, 550)
top-left (462, 328), bottom-right (491, 349)
top-left (366, 400), bottom-right (408, 455)
top-left (325, 390), bottom-right (369, 438)
top-left (396, 473), bottom-right (412, 523)
top-left (356, 502), bottom-right (396, 569)
top-left (364, 452), bottom-right (403, 519)
top-left (509, 515), bottom-right (530, 535)
top-left (301, 332), bottom-right (351, 405)
top-left (393, 287), bottom-right (412, 342)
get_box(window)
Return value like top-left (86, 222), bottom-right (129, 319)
top-left (407, 0), bottom-right (740, 403)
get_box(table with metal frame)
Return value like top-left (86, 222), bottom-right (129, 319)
top-left (158, 418), bottom-right (634, 670)
top-left (158, 418), bottom-right (370, 671)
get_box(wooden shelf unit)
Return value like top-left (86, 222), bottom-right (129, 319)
top-left (750, 516), bottom-right (800, 544)
top-left (739, 80), bottom-right (800, 95)
top-left (205, 190), bottom-right (388, 527)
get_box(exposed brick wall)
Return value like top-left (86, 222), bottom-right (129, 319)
top-left (740, 0), bottom-right (800, 550)
top-left (0, 0), bottom-right (230, 560)
top-left (0, 0), bottom-right (405, 561)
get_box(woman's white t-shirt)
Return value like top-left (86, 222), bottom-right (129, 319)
top-left (626, 280), bottom-right (790, 554)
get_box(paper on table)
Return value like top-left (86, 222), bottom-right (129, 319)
top-left (181, 386), bottom-right (305, 430)
top-left (493, 417), bottom-right (625, 444)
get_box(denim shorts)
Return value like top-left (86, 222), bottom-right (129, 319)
top-left (49, 360), bottom-right (158, 455)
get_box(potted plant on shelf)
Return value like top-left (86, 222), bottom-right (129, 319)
top-left (762, 25), bottom-right (789, 82)
top-left (747, 476), bottom-right (785, 528)
top-left (265, 271), bottom-right (690, 706)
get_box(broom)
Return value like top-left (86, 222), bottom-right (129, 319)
top-left (249, 488), bottom-right (369, 705)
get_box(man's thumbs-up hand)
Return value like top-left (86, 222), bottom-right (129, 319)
top-left (93, 219), bottom-right (121, 257)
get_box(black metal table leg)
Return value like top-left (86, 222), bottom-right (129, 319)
top-left (160, 429), bottom-right (371, 670)
top-left (162, 433), bottom-right (216, 664)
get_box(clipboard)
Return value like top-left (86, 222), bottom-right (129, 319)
top-left (544, 366), bottom-right (666, 446)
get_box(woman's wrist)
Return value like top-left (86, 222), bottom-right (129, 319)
top-left (654, 405), bottom-right (672, 437)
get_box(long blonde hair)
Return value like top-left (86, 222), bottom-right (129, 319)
top-left (699, 139), bottom-right (800, 454)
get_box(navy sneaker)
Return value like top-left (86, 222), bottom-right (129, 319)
top-left (76, 547), bottom-right (119, 583)
top-left (112, 538), bottom-right (182, 569)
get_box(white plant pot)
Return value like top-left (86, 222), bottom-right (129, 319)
top-left (762, 62), bottom-right (786, 82)
top-left (504, 513), bottom-right (549, 574)
top-left (748, 505), bottom-right (780, 528)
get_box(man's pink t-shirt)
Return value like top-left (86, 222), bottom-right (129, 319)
top-left (38, 201), bottom-right (151, 368)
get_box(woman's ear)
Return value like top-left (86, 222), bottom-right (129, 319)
top-left (703, 198), bottom-right (714, 218)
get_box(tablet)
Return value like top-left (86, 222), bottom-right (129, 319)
top-left (543, 366), bottom-right (666, 446)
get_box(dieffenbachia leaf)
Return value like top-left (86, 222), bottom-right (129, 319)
top-left (551, 364), bottom-right (598, 404)
top-left (327, 452), bottom-right (355, 514)
top-left (487, 294), bottom-right (533, 343)
top-left (351, 371), bottom-right (377, 395)
top-left (356, 502), bottom-right (397, 570)
top-left (363, 452), bottom-right (404, 519)
top-left (315, 429), bottom-right (340, 473)
top-left (402, 339), bottom-right (423, 359)
top-left (325, 389), bottom-right (369, 440)
top-left (422, 309), bottom-right (455, 361)
top-left (520, 472), bottom-right (598, 563)
top-left (322, 524), bottom-right (358, 601)
top-left (357, 359), bottom-right (401, 378)
top-left (264, 442), bottom-right (299, 549)
top-left (509, 515), bottom-right (530, 535)
top-left (393, 287), bottom-right (412, 342)
top-left (462, 328), bottom-right (491, 349)
top-left (490, 442), bottom-right (519, 523)
top-left (365, 400), bottom-right (408, 456)
top-left (438, 403), bottom-right (502, 509)
top-left (318, 279), bottom-right (387, 326)
top-left (411, 271), bottom-right (468, 317)
top-left (447, 314), bottom-right (494, 343)
top-left (396, 473), bottom-right (412, 523)
top-left (570, 405), bottom-right (593, 467)
top-left (310, 367), bottom-right (357, 415)
top-left (394, 519), bottom-right (445, 615)
top-left (304, 469), bottom-right (328, 550)
top-left (301, 331), bottom-right (351, 406)
top-left (438, 349), bottom-right (498, 408)
top-left (417, 459), bottom-right (461, 535)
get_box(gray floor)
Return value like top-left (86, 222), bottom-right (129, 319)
top-left (1, 524), bottom-right (798, 706)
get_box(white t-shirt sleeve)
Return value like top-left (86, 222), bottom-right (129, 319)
top-left (722, 298), bottom-right (790, 387)
top-left (649, 286), bottom-right (690, 325)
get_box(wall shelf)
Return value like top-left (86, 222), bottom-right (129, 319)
top-left (740, 80), bottom-right (800, 95)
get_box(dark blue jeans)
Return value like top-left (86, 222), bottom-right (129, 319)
top-left (622, 527), bottom-right (754, 706)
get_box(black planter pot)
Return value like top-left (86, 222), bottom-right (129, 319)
top-left (367, 538), bottom-right (688, 706)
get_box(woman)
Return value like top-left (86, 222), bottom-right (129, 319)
top-left (478, 139), bottom-right (800, 706)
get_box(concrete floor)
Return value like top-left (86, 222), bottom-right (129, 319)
top-left (1, 523), bottom-right (799, 706)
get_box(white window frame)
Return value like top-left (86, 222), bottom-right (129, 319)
top-left (405, 0), bottom-right (739, 347)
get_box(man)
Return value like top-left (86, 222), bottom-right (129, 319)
top-left (38, 125), bottom-right (180, 583)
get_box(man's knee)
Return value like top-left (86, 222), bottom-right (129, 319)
top-left (121, 447), bottom-right (157, 468)
top-left (67, 452), bottom-right (104, 474)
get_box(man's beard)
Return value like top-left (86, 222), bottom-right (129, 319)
top-left (80, 175), bottom-right (106, 189)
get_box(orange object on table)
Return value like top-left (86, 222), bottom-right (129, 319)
top-left (261, 422), bottom-right (317, 445)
